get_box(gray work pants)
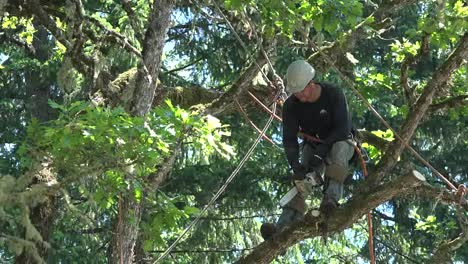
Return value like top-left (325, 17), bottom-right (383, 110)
top-left (278, 140), bottom-right (355, 227)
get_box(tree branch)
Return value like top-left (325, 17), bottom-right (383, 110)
top-left (237, 171), bottom-right (464, 263)
top-left (163, 57), bottom-right (204, 75)
top-left (236, 170), bottom-right (427, 263)
top-left (413, 183), bottom-right (468, 211)
top-left (429, 95), bottom-right (468, 113)
top-left (0, 29), bottom-right (36, 56)
top-left (120, 0), bottom-right (143, 41)
top-left (85, 15), bottom-right (143, 59)
top-left (373, 0), bottom-right (418, 21)
top-left (66, 227), bottom-right (105, 235)
top-left (150, 248), bottom-right (255, 254)
top-left (131, 0), bottom-right (175, 116)
top-left (148, 139), bottom-right (182, 189)
top-left (25, 0), bottom-right (93, 76)
top-left (400, 34), bottom-right (430, 105)
top-left (371, 33), bottom-right (468, 185)
top-left (206, 50), bottom-right (268, 116)
top-left (429, 216), bottom-right (468, 264)
top-left (199, 214), bottom-right (280, 221)
top-left (27, 0), bottom-right (72, 49)
top-left (372, 210), bottom-right (396, 222)
top-left (356, 129), bottom-right (390, 150)
top-left (374, 236), bottom-right (421, 264)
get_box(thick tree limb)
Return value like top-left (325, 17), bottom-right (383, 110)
top-left (131, 0), bottom-right (175, 116)
top-left (370, 33), bottom-right (468, 185)
top-left (429, 95), bottom-right (468, 113)
top-left (430, 232), bottom-right (468, 263)
top-left (26, 0), bottom-right (71, 49)
top-left (206, 51), bottom-right (268, 116)
top-left (237, 170), bottom-right (465, 263)
top-left (97, 61), bottom-right (269, 117)
top-left (236, 170), bottom-right (428, 263)
top-left (356, 129), bottom-right (390, 150)
top-left (414, 184), bottom-right (468, 210)
top-left (108, 1), bottom-right (175, 263)
top-left (22, 0), bottom-right (93, 76)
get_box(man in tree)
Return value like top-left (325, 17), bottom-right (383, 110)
top-left (261, 60), bottom-right (355, 240)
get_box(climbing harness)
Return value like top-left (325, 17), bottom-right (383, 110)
top-left (248, 90), bottom-right (376, 263)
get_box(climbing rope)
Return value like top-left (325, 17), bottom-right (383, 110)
top-left (153, 96), bottom-right (279, 263)
top-left (308, 42), bottom-right (459, 192)
top-left (154, 2), bottom-right (290, 262)
top-left (352, 141), bottom-right (375, 264)
top-left (247, 89), bottom-right (376, 263)
top-left (156, 1), bottom-right (464, 263)
top-left (235, 99), bottom-right (277, 146)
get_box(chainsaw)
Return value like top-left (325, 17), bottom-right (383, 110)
top-left (279, 170), bottom-right (324, 207)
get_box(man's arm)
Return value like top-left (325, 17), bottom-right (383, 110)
top-left (282, 97), bottom-right (301, 169)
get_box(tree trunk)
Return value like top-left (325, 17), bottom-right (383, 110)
top-left (108, 1), bottom-right (175, 263)
top-left (15, 25), bottom-right (55, 264)
top-left (108, 194), bottom-right (143, 263)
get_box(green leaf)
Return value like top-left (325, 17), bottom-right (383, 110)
top-left (48, 100), bottom-right (63, 110)
top-left (183, 206), bottom-right (200, 216)
top-left (143, 240), bottom-right (153, 252)
top-left (313, 16), bottom-right (323, 32)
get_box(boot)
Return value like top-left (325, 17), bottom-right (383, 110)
top-left (260, 223), bottom-right (278, 240)
top-left (320, 178), bottom-right (342, 217)
top-left (319, 197), bottom-right (338, 217)
top-left (277, 207), bottom-right (304, 227)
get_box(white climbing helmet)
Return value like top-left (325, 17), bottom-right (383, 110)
top-left (286, 60), bottom-right (316, 94)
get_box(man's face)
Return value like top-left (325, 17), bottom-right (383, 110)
top-left (294, 81), bottom-right (317, 102)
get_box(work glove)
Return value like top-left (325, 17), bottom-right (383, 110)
top-left (291, 163), bottom-right (307, 181)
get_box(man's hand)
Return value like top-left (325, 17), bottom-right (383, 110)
top-left (291, 164), bottom-right (307, 180)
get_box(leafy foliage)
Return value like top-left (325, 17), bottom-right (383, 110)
top-left (0, 0), bottom-right (467, 263)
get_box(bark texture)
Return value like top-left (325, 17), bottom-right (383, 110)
top-left (371, 33), bottom-right (468, 185)
top-left (15, 25), bottom-right (56, 264)
top-left (236, 171), bottom-right (462, 263)
top-left (108, 1), bottom-right (175, 263)
top-left (131, 0), bottom-right (176, 116)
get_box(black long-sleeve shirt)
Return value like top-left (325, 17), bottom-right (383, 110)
top-left (282, 83), bottom-right (351, 169)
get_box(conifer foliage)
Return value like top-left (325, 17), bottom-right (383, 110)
top-left (0, 0), bottom-right (467, 263)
